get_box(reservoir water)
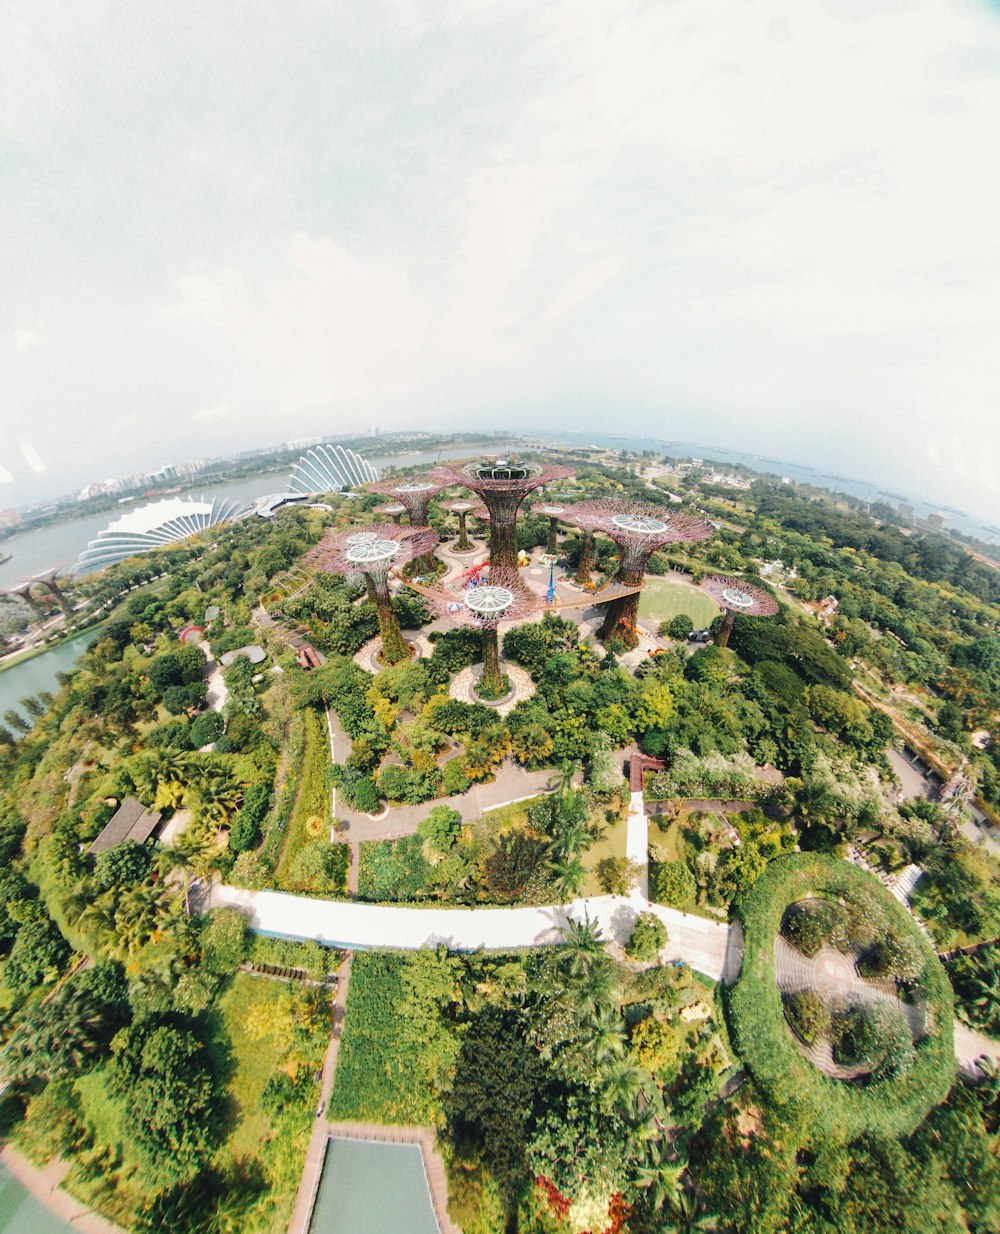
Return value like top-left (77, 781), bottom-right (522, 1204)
top-left (309, 1139), bottom-right (440, 1234)
top-left (0, 1164), bottom-right (74, 1234)
top-left (0, 631), bottom-right (98, 728)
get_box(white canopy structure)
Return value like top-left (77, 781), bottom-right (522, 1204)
top-left (76, 495), bottom-right (249, 573)
top-left (286, 444), bottom-right (379, 495)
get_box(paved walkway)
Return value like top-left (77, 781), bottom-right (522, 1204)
top-left (448, 660), bottom-right (535, 716)
top-left (197, 639), bottom-right (228, 713)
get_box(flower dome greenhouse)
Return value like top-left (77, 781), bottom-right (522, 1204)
top-left (76, 496), bottom-right (250, 573)
top-left (286, 444), bottom-right (380, 495)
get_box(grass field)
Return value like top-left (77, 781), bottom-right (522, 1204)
top-left (638, 577), bottom-right (720, 629)
top-left (582, 812), bottom-right (629, 897)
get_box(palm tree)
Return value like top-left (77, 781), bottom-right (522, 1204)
top-left (586, 1004), bottom-right (626, 1065)
top-left (560, 914), bottom-right (604, 978)
top-left (601, 1058), bottom-right (645, 1117)
top-left (552, 853), bottom-right (586, 901)
top-left (967, 969), bottom-right (1000, 1031)
top-left (662, 1187), bottom-right (720, 1234)
top-left (633, 1138), bottom-right (687, 1214)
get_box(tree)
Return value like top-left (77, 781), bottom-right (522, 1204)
top-left (4, 915), bottom-right (71, 996)
top-left (93, 839), bottom-right (153, 891)
top-left (588, 731), bottom-right (623, 794)
top-left (417, 805), bottom-right (462, 858)
top-left (200, 907), bottom-right (249, 974)
top-left (596, 856), bottom-right (640, 895)
top-left (552, 853), bottom-right (586, 900)
top-left (110, 1020), bottom-right (217, 1184)
top-left (626, 912), bottom-right (667, 961)
top-left (653, 861), bottom-right (696, 907)
top-left (3, 971), bottom-right (128, 1082)
top-left (666, 614), bottom-right (694, 640)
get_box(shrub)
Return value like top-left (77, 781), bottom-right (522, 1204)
top-left (596, 856), bottom-right (640, 895)
top-left (831, 1002), bottom-right (913, 1077)
top-left (442, 757), bottom-right (470, 796)
top-left (630, 1016), bottom-right (678, 1072)
top-left (782, 991), bottom-right (829, 1044)
top-left (781, 899), bottom-right (852, 956)
top-left (201, 907), bottom-right (249, 974)
top-left (857, 932), bottom-right (924, 984)
top-left (417, 805), bottom-right (462, 858)
top-left (652, 860), bottom-right (696, 907)
top-left (625, 911), bottom-right (667, 962)
top-left (93, 840), bottom-right (153, 891)
top-left (190, 710), bottom-right (225, 747)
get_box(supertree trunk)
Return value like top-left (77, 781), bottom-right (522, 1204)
top-left (390, 512), bottom-right (402, 525)
top-left (481, 626), bottom-right (503, 695)
top-left (547, 517), bottom-right (559, 556)
top-left (44, 579), bottom-right (74, 621)
top-left (598, 568), bottom-right (642, 648)
top-left (575, 530), bottom-right (594, 585)
top-left (456, 511), bottom-right (470, 551)
top-left (364, 576), bottom-right (376, 602)
top-left (489, 517), bottom-right (518, 572)
top-left (372, 577), bottom-right (409, 664)
top-left (716, 610), bottom-right (735, 648)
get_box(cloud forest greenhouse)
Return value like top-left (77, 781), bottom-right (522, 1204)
top-left (286, 444), bottom-right (380, 495)
top-left (76, 495), bottom-right (249, 573)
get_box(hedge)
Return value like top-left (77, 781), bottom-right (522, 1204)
top-left (726, 852), bottom-right (954, 1141)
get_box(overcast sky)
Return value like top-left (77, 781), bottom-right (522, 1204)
top-left (1, 0), bottom-right (999, 521)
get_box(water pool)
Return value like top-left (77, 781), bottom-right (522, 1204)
top-left (309, 1138), bottom-right (440, 1234)
top-left (0, 1164), bottom-right (75, 1234)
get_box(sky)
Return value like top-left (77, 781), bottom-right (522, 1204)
top-left (1, 0), bottom-right (999, 522)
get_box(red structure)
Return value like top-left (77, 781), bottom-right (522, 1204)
top-left (305, 523), bottom-right (438, 665)
top-left (700, 575), bottom-right (779, 648)
top-left (434, 458), bottom-right (574, 573)
top-left (564, 500), bottom-right (713, 647)
top-left (420, 565), bottom-right (538, 698)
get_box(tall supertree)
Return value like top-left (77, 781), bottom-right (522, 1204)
top-left (700, 575), bottom-right (779, 648)
top-left (366, 474), bottom-right (448, 526)
top-left (305, 523), bottom-right (438, 665)
top-left (440, 499), bottom-right (479, 552)
top-left (531, 502), bottom-right (569, 556)
top-left (422, 566), bottom-right (538, 698)
top-left (564, 501), bottom-right (714, 647)
top-left (434, 459), bottom-right (574, 573)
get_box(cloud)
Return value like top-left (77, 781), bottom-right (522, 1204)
top-left (13, 326), bottom-right (44, 353)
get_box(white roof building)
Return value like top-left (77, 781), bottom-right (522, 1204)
top-left (76, 495), bottom-right (249, 573)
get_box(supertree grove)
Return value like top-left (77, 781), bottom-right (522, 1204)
top-left (434, 458), bottom-right (574, 573)
top-left (564, 500), bottom-right (714, 647)
top-left (421, 565), bottom-right (538, 699)
top-left (700, 575), bottom-right (779, 648)
top-left (305, 523), bottom-right (438, 664)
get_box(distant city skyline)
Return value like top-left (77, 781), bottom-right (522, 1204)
top-left (2, 2), bottom-right (998, 523)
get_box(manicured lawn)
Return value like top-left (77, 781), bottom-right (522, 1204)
top-left (638, 577), bottom-right (720, 629)
top-left (582, 812), bottom-right (629, 897)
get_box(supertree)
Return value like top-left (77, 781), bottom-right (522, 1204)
top-left (440, 498), bottom-right (480, 552)
top-left (304, 523), bottom-right (438, 665)
top-left (564, 501), bottom-right (714, 647)
top-left (373, 501), bottom-right (406, 525)
top-left (366, 474), bottom-right (448, 526)
top-left (531, 502), bottom-right (569, 556)
top-left (434, 458), bottom-right (574, 573)
top-left (422, 566), bottom-right (538, 698)
top-left (700, 575), bottom-right (779, 648)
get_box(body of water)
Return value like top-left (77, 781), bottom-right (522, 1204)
top-left (309, 1139), bottom-right (439, 1234)
top-left (0, 1164), bottom-right (75, 1234)
top-left (556, 431), bottom-right (998, 544)
top-left (0, 446), bottom-right (496, 591)
top-left (0, 630), bottom-right (97, 727)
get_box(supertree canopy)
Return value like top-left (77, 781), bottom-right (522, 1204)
top-left (421, 565), bottom-right (537, 697)
top-left (434, 458), bottom-right (574, 572)
top-left (305, 523), bottom-right (438, 664)
top-left (440, 498), bottom-right (480, 552)
top-left (700, 575), bottom-right (779, 648)
top-left (373, 501), bottom-right (406, 525)
top-left (366, 474), bottom-right (448, 526)
top-left (531, 502), bottom-right (569, 556)
top-left (564, 500), bottom-right (714, 647)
